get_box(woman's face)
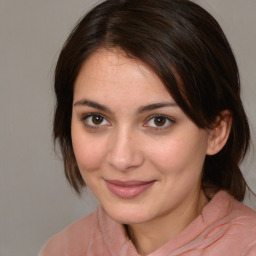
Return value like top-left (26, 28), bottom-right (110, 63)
top-left (71, 49), bottom-right (211, 225)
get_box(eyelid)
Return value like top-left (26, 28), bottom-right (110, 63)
top-left (81, 112), bottom-right (105, 120)
top-left (81, 113), bottom-right (111, 128)
top-left (144, 114), bottom-right (175, 129)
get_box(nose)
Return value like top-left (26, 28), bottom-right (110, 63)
top-left (106, 128), bottom-right (144, 172)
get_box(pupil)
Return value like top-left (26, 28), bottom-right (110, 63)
top-left (154, 117), bottom-right (166, 126)
top-left (92, 115), bottom-right (103, 125)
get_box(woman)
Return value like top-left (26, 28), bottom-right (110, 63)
top-left (39, 0), bottom-right (256, 255)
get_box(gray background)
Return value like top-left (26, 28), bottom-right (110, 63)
top-left (0, 1), bottom-right (255, 255)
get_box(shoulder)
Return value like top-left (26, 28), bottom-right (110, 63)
top-left (38, 210), bottom-right (97, 256)
top-left (228, 193), bottom-right (256, 224)
top-left (207, 190), bottom-right (256, 221)
top-left (222, 199), bottom-right (256, 255)
top-left (205, 191), bottom-right (256, 255)
top-left (215, 191), bottom-right (256, 235)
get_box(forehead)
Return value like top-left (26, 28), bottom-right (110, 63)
top-left (73, 48), bottom-right (173, 103)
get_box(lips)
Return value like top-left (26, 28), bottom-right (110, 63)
top-left (105, 179), bottom-right (155, 199)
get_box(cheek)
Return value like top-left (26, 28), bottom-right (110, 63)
top-left (147, 134), bottom-right (207, 177)
top-left (71, 128), bottom-right (107, 172)
top-left (146, 138), bottom-right (185, 168)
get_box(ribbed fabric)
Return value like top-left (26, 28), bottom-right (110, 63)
top-left (39, 191), bottom-right (256, 256)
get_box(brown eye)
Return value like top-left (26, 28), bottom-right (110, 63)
top-left (145, 115), bottom-right (174, 129)
top-left (83, 114), bottom-right (110, 127)
top-left (92, 115), bottom-right (104, 125)
top-left (154, 116), bottom-right (167, 127)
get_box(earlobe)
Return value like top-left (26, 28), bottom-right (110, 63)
top-left (206, 110), bottom-right (232, 155)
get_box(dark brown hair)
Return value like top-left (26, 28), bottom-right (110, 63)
top-left (53, 0), bottom-right (250, 200)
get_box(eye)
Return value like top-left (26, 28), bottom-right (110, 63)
top-left (145, 115), bottom-right (174, 129)
top-left (82, 114), bottom-right (110, 128)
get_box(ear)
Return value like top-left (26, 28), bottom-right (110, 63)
top-left (206, 110), bottom-right (232, 155)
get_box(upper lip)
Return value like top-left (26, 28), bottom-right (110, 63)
top-left (105, 179), bottom-right (156, 187)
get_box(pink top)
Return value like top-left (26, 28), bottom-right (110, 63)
top-left (39, 191), bottom-right (256, 255)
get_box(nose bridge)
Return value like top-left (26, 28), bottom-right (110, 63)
top-left (107, 125), bottom-right (143, 171)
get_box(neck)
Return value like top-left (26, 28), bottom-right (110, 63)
top-left (126, 189), bottom-right (208, 255)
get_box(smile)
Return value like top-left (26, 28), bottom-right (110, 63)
top-left (105, 180), bottom-right (156, 199)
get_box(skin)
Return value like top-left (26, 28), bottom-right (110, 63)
top-left (71, 48), bottom-right (227, 255)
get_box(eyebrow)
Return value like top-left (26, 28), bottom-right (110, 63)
top-left (73, 99), bottom-right (113, 114)
top-left (137, 102), bottom-right (178, 113)
top-left (73, 99), bottom-right (177, 114)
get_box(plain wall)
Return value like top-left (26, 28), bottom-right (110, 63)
top-left (0, 1), bottom-right (255, 255)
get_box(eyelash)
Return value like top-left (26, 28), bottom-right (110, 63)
top-left (81, 113), bottom-right (175, 130)
top-left (81, 113), bottom-right (110, 129)
top-left (144, 114), bottom-right (175, 130)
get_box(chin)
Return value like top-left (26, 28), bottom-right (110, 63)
top-left (103, 203), bottom-right (153, 225)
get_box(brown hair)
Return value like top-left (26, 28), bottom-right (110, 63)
top-left (53, 0), bottom-right (250, 200)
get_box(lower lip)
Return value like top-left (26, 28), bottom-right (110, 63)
top-left (105, 181), bottom-right (155, 199)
